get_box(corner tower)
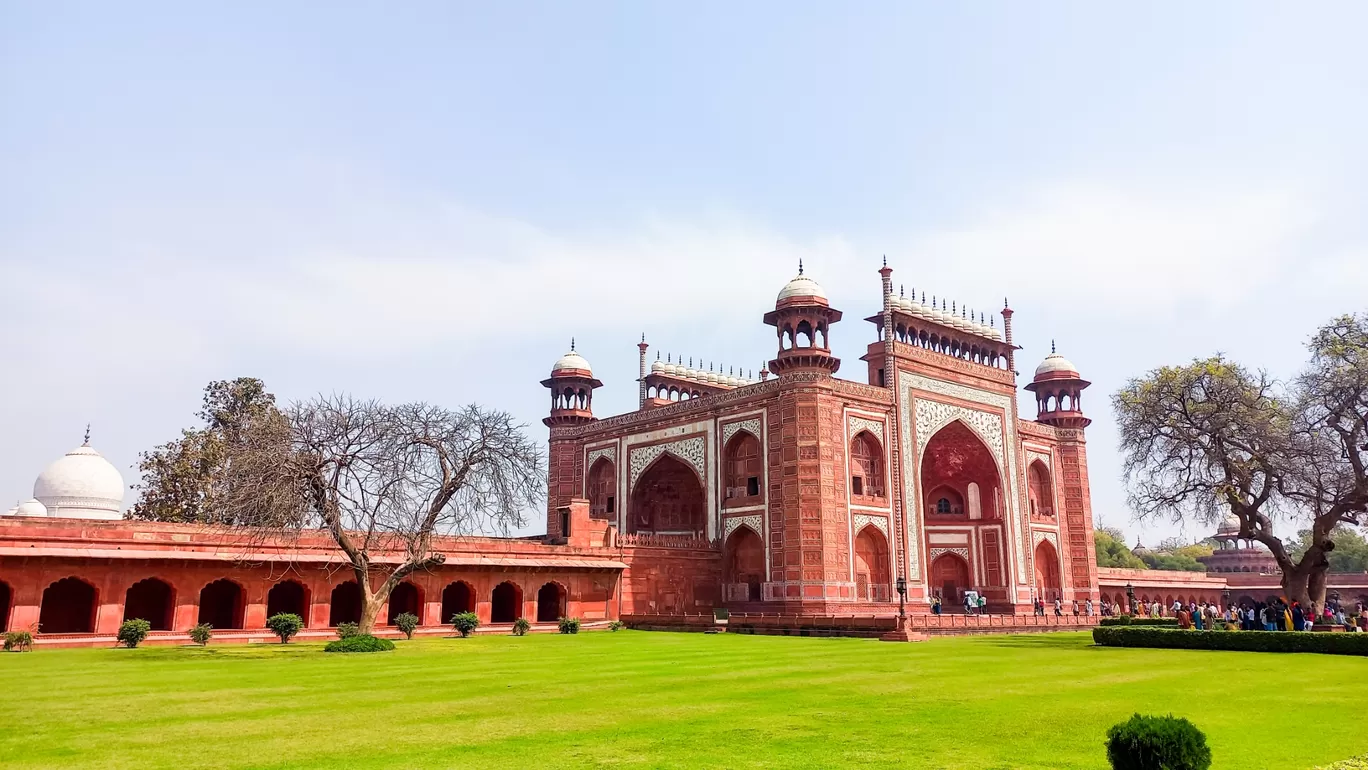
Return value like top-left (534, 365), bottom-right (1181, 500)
top-left (763, 262), bottom-right (842, 376)
top-left (1025, 344), bottom-right (1091, 428)
top-left (541, 341), bottom-right (602, 427)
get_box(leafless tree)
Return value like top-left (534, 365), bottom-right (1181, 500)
top-left (220, 394), bottom-right (544, 633)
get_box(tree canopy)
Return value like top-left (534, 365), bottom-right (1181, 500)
top-left (1094, 527), bottom-right (1147, 569)
top-left (1112, 312), bottom-right (1368, 608)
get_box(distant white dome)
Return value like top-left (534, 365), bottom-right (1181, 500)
top-left (13, 498), bottom-right (48, 517)
top-left (776, 272), bottom-right (827, 303)
top-left (1217, 513), bottom-right (1241, 535)
top-left (1035, 351), bottom-right (1078, 378)
top-left (552, 349), bottom-right (592, 374)
top-left (34, 443), bottom-right (124, 520)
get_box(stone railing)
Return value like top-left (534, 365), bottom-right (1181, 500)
top-left (617, 533), bottom-right (717, 550)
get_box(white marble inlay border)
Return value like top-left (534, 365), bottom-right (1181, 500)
top-left (928, 547), bottom-right (970, 562)
top-left (723, 514), bottom-right (763, 540)
top-left (628, 435), bottom-right (707, 491)
top-left (847, 416), bottom-right (886, 444)
top-left (585, 445), bottom-right (617, 470)
top-left (721, 418), bottom-right (762, 447)
top-left (852, 513), bottom-right (888, 536)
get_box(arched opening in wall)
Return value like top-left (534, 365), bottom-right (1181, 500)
top-left (1033, 541), bottom-right (1061, 602)
top-left (921, 421), bottom-right (1002, 521)
top-left (329, 581), bottom-right (362, 627)
top-left (39, 577), bottom-right (97, 634)
top-left (536, 582), bottom-right (566, 623)
top-left (724, 526), bottom-right (764, 602)
top-left (198, 579), bottom-right (245, 630)
top-left (441, 581), bottom-right (475, 623)
top-left (1027, 460), bottom-right (1054, 521)
top-left (123, 578), bottom-right (175, 631)
top-left (817, 322), bottom-right (828, 348)
top-left (266, 580), bottom-right (309, 623)
top-left (491, 581), bottom-right (522, 623)
top-left (387, 582), bottom-right (423, 626)
top-left (929, 553), bottom-right (970, 605)
top-left (849, 431), bottom-right (885, 498)
top-left (0, 580), bottom-right (10, 632)
top-left (586, 457), bottom-right (616, 520)
top-left (629, 454), bottom-right (705, 536)
top-left (853, 525), bottom-right (890, 601)
top-left (796, 320), bottom-right (814, 348)
top-left (723, 431), bottom-right (762, 505)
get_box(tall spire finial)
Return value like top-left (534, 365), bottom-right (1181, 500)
top-left (899, 284), bottom-right (904, 297)
top-left (1004, 297), bottom-right (1009, 309)
top-left (570, 337), bottom-right (576, 352)
top-left (83, 424), bottom-right (91, 445)
top-left (798, 258), bottom-right (804, 276)
top-left (1051, 339), bottom-right (1056, 354)
top-left (882, 254), bottom-right (887, 268)
top-left (641, 332), bottom-right (645, 343)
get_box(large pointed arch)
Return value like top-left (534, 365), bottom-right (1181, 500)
top-left (1027, 459), bottom-right (1055, 521)
top-left (722, 431), bottom-right (762, 506)
top-left (723, 525), bottom-right (764, 602)
top-left (1033, 539), bottom-right (1062, 601)
top-left (920, 420), bottom-right (1003, 522)
top-left (629, 453), bottom-right (706, 536)
top-left (585, 456), bottom-right (617, 520)
top-left (124, 577), bottom-right (176, 631)
top-left (853, 524), bottom-right (890, 601)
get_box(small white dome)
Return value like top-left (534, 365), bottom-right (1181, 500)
top-left (34, 443), bottom-right (124, 520)
top-left (776, 273), bottom-right (827, 303)
top-left (1034, 351), bottom-right (1078, 378)
top-left (650, 359), bottom-right (665, 374)
top-left (552, 350), bottom-right (592, 374)
top-left (14, 498), bottom-right (48, 517)
top-left (1217, 513), bottom-right (1241, 535)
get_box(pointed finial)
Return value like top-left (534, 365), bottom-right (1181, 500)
top-left (991, 316), bottom-right (996, 328)
top-left (920, 291), bottom-right (925, 303)
top-left (570, 337), bottom-right (576, 352)
top-left (1004, 297), bottom-right (1009, 309)
top-left (952, 301), bottom-right (957, 314)
top-left (689, 356), bottom-right (694, 367)
top-left (882, 254), bottom-right (887, 267)
top-left (641, 332), bottom-right (646, 343)
top-left (83, 424), bottom-right (91, 445)
top-left (899, 284), bottom-right (904, 297)
top-left (910, 287), bottom-right (916, 302)
top-left (798, 258), bottom-right (804, 275)
top-left (1051, 339), bottom-right (1056, 354)
top-left (656, 351), bottom-right (661, 360)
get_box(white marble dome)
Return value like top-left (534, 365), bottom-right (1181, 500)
top-left (1034, 351), bottom-right (1078, 378)
top-left (33, 443), bottom-right (125, 520)
top-left (1217, 513), bottom-right (1242, 535)
top-left (776, 273), bottom-right (827, 303)
top-left (11, 498), bottom-right (48, 517)
top-left (552, 349), bottom-right (592, 374)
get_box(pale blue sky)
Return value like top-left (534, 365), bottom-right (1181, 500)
top-left (3, 3), bottom-right (1366, 542)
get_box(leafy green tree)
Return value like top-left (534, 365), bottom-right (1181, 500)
top-left (1290, 526), bottom-right (1368, 573)
top-left (1095, 527), bottom-right (1148, 569)
top-left (265, 613), bottom-right (304, 644)
top-left (117, 619), bottom-right (152, 648)
top-left (131, 378), bottom-right (285, 523)
top-left (394, 612), bottom-right (419, 640)
top-left (1113, 313), bottom-right (1368, 608)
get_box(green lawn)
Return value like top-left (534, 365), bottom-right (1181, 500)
top-left (1, 631), bottom-right (1363, 769)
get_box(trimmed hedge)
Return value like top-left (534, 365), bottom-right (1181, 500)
top-left (323, 634), bottom-right (396, 653)
top-left (1093, 626), bottom-right (1368, 656)
top-left (1099, 617), bottom-right (1181, 627)
top-left (1105, 713), bottom-right (1210, 770)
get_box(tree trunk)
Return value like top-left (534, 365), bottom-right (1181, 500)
top-left (358, 592), bottom-right (384, 636)
top-left (1280, 559), bottom-right (1329, 615)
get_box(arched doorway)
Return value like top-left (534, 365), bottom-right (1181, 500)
top-left (198, 579), bottom-right (245, 629)
top-left (266, 580), bottom-right (309, 622)
top-left (724, 526), bottom-right (765, 601)
top-left (1027, 460), bottom-right (1055, 521)
top-left (929, 553), bottom-right (971, 605)
top-left (441, 581), bottom-right (475, 624)
top-left (853, 526), bottom-right (890, 601)
top-left (1034, 540), bottom-right (1062, 601)
top-left (723, 432), bottom-right (762, 504)
top-left (387, 582), bottom-right (423, 626)
top-left (586, 457), bottom-right (617, 519)
top-left (39, 577), bottom-right (98, 633)
top-left (849, 432), bottom-right (886, 499)
top-left (536, 582), bottom-right (566, 623)
top-left (329, 581), bottom-right (362, 627)
top-left (0, 580), bottom-right (13, 633)
top-left (921, 421), bottom-right (1003, 522)
top-left (124, 578), bottom-right (175, 631)
top-left (629, 455), bottom-right (705, 535)
top-left (491, 581), bottom-right (522, 624)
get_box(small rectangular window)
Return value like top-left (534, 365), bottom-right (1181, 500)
top-left (852, 476), bottom-right (864, 495)
top-left (747, 477), bottom-right (760, 496)
top-left (877, 368), bottom-right (885, 386)
top-left (559, 509), bottom-right (571, 537)
top-left (606, 496), bottom-right (614, 514)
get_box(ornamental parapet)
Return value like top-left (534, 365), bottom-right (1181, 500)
top-left (617, 533), bottom-right (718, 551)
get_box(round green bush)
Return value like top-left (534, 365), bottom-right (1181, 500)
top-left (187, 623), bottom-right (212, 646)
top-left (558, 617), bottom-right (581, 634)
top-left (323, 634), bottom-right (396, 653)
top-left (117, 619), bottom-right (152, 648)
top-left (450, 611), bottom-right (480, 638)
top-left (265, 613), bottom-right (304, 644)
top-left (3, 630), bottom-right (34, 652)
top-left (335, 622), bottom-right (361, 639)
top-left (393, 612), bottom-right (419, 640)
top-left (512, 617), bottom-right (530, 636)
top-left (1105, 713), bottom-right (1211, 770)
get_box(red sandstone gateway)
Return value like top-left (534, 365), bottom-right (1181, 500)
top-left (21, 262), bottom-right (1353, 647)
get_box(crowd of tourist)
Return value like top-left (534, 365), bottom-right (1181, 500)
top-left (1101, 597), bottom-right (1368, 632)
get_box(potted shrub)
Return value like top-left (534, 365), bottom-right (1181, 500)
top-left (451, 611), bottom-right (480, 638)
top-left (394, 612), bottom-right (419, 640)
top-left (1105, 713), bottom-right (1211, 770)
top-left (512, 617), bottom-right (531, 636)
top-left (265, 613), bottom-right (304, 644)
top-left (117, 619), bottom-right (152, 648)
top-left (558, 617), bottom-right (581, 635)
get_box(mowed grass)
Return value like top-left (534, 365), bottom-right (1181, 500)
top-left (0, 631), bottom-right (1364, 769)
